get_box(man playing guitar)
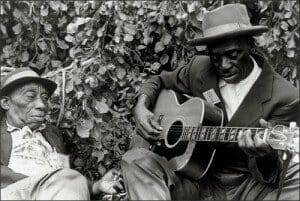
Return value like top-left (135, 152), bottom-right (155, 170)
top-left (121, 4), bottom-right (299, 200)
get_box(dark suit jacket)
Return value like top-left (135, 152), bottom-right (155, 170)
top-left (0, 120), bottom-right (67, 188)
top-left (139, 54), bottom-right (299, 186)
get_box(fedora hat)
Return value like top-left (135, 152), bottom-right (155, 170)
top-left (188, 3), bottom-right (268, 45)
top-left (0, 67), bottom-right (57, 97)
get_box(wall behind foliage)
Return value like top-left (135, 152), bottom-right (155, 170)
top-left (0, 0), bottom-right (299, 198)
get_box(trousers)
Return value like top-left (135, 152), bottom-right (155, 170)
top-left (1, 168), bottom-right (90, 200)
top-left (121, 148), bottom-right (299, 200)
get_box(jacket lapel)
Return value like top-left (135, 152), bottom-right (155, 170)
top-left (227, 60), bottom-right (274, 127)
top-left (197, 68), bottom-right (229, 124)
top-left (0, 119), bottom-right (12, 166)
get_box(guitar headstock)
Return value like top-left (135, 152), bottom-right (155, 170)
top-left (265, 122), bottom-right (299, 154)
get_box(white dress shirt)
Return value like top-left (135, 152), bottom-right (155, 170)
top-left (219, 56), bottom-right (262, 121)
top-left (7, 122), bottom-right (68, 176)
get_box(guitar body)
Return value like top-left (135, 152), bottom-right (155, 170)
top-left (131, 90), bottom-right (299, 179)
top-left (132, 89), bottom-right (224, 179)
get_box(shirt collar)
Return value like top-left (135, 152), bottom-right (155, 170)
top-left (219, 56), bottom-right (260, 88)
top-left (6, 121), bottom-right (46, 133)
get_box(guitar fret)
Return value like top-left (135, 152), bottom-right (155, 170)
top-left (182, 127), bottom-right (190, 140)
top-left (210, 127), bottom-right (218, 141)
top-left (194, 127), bottom-right (201, 141)
top-left (200, 126), bottom-right (206, 141)
top-left (188, 127), bottom-right (195, 140)
top-left (219, 128), bottom-right (226, 141)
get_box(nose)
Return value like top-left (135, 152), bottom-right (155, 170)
top-left (220, 56), bottom-right (232, 70)
top-left (35, 96), bottom-right (47, 112)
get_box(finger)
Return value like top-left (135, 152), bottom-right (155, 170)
top-left (137, 125), bottom-right (159, 141)
top-left (243, 130), bottom-right (257, 156)
top-left (140, 117), bottom-right (161, 135)
top-left (108, 187), bottom-right (117, 194)
top-left (113, 181), bottom-right (124, 191)
top-left (253, 134), bottom-right (272, 156)
top-left (259, 119), bottom-right (273, 128)
top-left (149, 118), bottom-right (163, 131)
top-left (244, 129), bottom-right (255, 148)
top-left (237, 130), bottom-right (244, 148)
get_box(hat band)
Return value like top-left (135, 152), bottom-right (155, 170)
top-left (3, 70), bottom-right (39, 86)
top-left (203, 23), bottom-right (250, 37)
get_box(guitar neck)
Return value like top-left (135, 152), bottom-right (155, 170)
top-left (181, 126), bottom-right (265, 142)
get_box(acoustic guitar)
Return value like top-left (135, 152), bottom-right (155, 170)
top-left (131, 89), bottom-right (299, 179)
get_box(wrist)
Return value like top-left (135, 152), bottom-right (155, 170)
top-left (137, 94), bottom-right (150, 108)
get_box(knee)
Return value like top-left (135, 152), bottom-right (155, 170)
top-left (56, 169), bottom-right (88, 187)
top-left (122, 148), bottom-right (170, 179)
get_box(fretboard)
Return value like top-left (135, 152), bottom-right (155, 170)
top-left (180, 126), bottom-right (265, 142)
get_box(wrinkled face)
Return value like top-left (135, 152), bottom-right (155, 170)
top-left (1, 83), bottom-right (49, 130)
top-left (208, 38), bottom-right (253, 84)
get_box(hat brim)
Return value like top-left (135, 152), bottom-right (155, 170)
top-left (187, 26), bottom-right (268, 46)
top-left (0, 77), bottom-right (57, 97)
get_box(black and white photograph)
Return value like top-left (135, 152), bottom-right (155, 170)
top-left (0, 0), bottom-right (299, 200)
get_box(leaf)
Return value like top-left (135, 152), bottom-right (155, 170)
top-left (282, 67), bottom-right (290, 77)
top-left (116, 68), bottom-right (126, 79)
top-left (280, 21), bottom-right (289, 31)
top-left (143, 32), bottom-right (153, 45)
top-left (65, 35), bottom-right (75, 43)
top-left (151, 62), bottom-right (161, 71)
top-left (95, 100), bottom-right (110, 114)
top-left (123, 24), bottom-right (137, 35)
top-left (51, 60), bottom-right (62, 68)
top-left (76, 118), bottom-right (94, 138)
top-left (138, 45), bottom-right (146, 50)
top-left (57, 39), bottom-right (69, 49)
top-left (43, 23), bottom-right (52, 33)
top-left (155, 41), bottom-right (165, 53)
top-left (0, 24), bottom-right (7, 35)
top-left (97, 25), bottom-right (106, 38)
top-left (21, 51), bottom-right (29, 62)
top-left (284, 11), bottom-right (292, 19)
top-left (59, 2), bottom-right (68, 11)
top-left (195, 45), bottom-right (206, 52)
top-left (13, 8), bottom-right (22, 19)
top-left (41, 5), bottom-right (49, 17)
top-left (187, 2), bottom-right (197, 13)
top-left (196, 8), bottom-right (207, 21)
top-left (92, 150), bottom-right (106, 162)
top-left (162, 32), bottom-right (172, 45)
top-left (287, 49), bottom-right (295, 58)
top-left (85, 75), bottom-right (99, 88)
top-left (167, 16), bottom-right (175, 26)
top-left (67, 17), bottom-right (91, 34)
top-left (175, 27), bottom-right (184, 37)
top-left (65, 77), bottom-right (74, 94)
top-left (12, 23), bottom-right (21, 35)
top-left (124, 34), bottom-right (134, 42)
top-left (160, 54), bottom-right (169, 65)
top-left (49, 1), bottom-right (60, 12)
top-left (287, 37), bottom-right (296, 48)
top-left (38, 40), bottom-right (47, 51)
top-left (118, 12), bottom-right (128, 21)
top-left (175, 10), bottom-right (188, 20)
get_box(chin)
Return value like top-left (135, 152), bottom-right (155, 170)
top-left (223, 74), bottom-right (242, 84)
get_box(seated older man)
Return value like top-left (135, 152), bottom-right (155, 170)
top-left (0, 67), bottom-right (123, 200)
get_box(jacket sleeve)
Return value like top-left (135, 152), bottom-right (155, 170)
top-left (1, 165), bottom-right (28, 188)
top-left (138, 57), bottom-right (196, 107)
top-left (248, 92), bottom-right (300, 185)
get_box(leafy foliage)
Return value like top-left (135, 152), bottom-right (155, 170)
top-left (0, 0), bottom-right (299, 199)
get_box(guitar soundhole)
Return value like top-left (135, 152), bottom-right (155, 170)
top-left (167, 121), bottom-right (183, 146)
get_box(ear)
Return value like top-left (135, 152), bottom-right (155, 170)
top-left (0, 97), bottom-right (10, 111)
